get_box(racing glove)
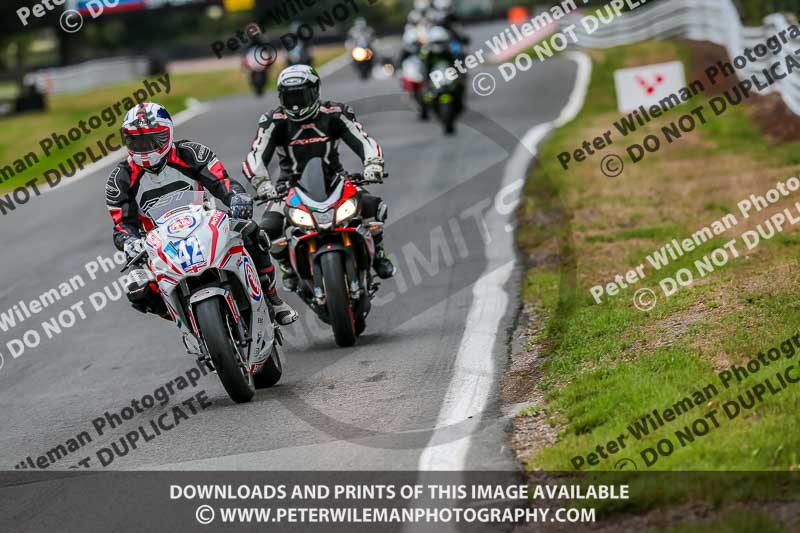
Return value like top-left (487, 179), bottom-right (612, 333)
top-left (123, 237), bottom-right (146, 262)
top-left (230, 193), bottom-right (254, 220)
top-left (363, 157), bottom-right (385, 182)
top-left (251, 174), bottom-right (276, 200)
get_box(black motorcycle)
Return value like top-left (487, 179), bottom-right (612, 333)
top-left (261, 159), bottom-right (385, 347)
top-left (350, 36), bottom-right (375, 80)
top-left (425, 61), bottom-right (464, 135)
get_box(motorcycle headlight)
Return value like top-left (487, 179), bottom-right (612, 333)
top-left (352, 47), bottom-right (371, 61)
top-left (335, 198), bottom-right (358, 224)
top-left (289, 207), bottom-right (315, 228)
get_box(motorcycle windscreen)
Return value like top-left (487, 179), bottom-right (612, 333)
top-left (297, 158), bottom-right (331, 203)
top-left (144, 190), bottom-right (206, 223)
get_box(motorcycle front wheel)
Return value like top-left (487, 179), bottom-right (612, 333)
top-left (196, 298), bottom-right (255, 403)
top-left (439, 100), bottom-right (456, 135)
top-left (321, 253), bottom-right (357, 347)
top-left (253, 343), bottom-right (283, 389)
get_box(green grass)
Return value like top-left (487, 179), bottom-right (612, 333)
top-left (516, 39), bottom-right (800, 524)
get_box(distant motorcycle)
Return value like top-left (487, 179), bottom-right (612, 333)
top-left (261, 158), bottom-right (384, 347)
top-left (400, 54), bottom-right (428, 120)
top-left (243, 45), bottom-right (272, 97)
top-left (123, 190), bottom-right (284, 403)
top-left (350, 36), bottom-right (375, 80)
top-left (425, 62), bottom-right (463, 135)
top-left (287, 40), bottom-right (313, 67)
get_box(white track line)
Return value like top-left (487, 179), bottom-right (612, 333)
top-left (416, 51), bottom-right (592, 471)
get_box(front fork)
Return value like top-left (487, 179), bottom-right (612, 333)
top-left (309, 236), bottom-right (363, 306)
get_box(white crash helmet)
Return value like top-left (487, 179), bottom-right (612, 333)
top-left (425, 25), bottom-right (451, 54)
top-left (277, 64), bottom-right (321, 121)
top-left (120, 103), bottom-right (174, 172)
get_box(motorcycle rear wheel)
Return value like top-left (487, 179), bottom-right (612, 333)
top-left (196, 298), bottom-right (255, 403)
top-left (321, 253), bottom-right (357, 347)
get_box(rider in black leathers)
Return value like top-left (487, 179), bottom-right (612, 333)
top-left (242, 65), bottom-right (395, 291)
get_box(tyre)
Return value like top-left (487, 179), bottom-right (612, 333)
top-left (418, 93), bottom-right (429, 121)
top-left (253, 344), bottom-right (283, 389)
top-left (321, 253), bottom-right (356, 347)
top-left (355, 316), bottom-right (367, 336)
top-left (195, 298), bottom-right (255, 403)
top-left (440, 102), bottom-right (455, 135)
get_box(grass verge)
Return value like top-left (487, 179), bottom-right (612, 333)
top-left (513, 38), bottom-right (800, 520)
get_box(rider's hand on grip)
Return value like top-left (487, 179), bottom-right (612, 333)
top-left (123, 237), bottom-right (146, 262)
top-left (254, 178), bottom-right (276, 200)
top-left (230, 193), bottom-right (254, 220)
top-left (363, 157), bottom-right (385, 183)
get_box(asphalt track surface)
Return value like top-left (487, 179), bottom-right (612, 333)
top-left (0, 23), bottom-right (577, 472)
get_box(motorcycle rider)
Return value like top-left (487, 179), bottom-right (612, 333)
top-left (286, 20), bottom-right (314, 67)
top-left (397, 26), bottom-right (423, 65)
top-left (242, 64), bottom-right (395, 291)
top-left (407, 0), bottom-right (433, 27)
top-left (422, 25), bottom-right (464, 71)
top-left (106, 102), bottom-right (299, 326)
top-left (422, 25), bottom-right (466, 96)
top-left (430, 0), bottom-right (470, 46)
top-left (243, 32), bottom-right (274, 98)
top-left (347, 17), bottom-right (376, 47)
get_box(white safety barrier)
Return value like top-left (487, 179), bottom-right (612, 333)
top-left (562, 0), bottom-right (800, 114)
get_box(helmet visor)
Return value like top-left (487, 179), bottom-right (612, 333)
top-left (279, 86), bottom-right (317, 112)
top-left (121, 129), bottom-right (170, 154)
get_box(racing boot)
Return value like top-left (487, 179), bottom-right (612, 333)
top-left (260, 267), bottom-right (298, 326)
top-left (372, 242), bottom-right (396, 279)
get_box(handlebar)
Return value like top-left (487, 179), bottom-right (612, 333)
top-left (120, 250), bottom-right (147, 273)
top-left (254, 172), bottom-right (387, 205)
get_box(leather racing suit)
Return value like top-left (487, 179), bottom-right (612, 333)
top-left (105, 140), bottom-right (282, 315)
top-left (242, 101), bottom-right (389, 267)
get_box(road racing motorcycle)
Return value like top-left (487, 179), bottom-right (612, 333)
top-left (400, 54), bottom-right (428, 120)
top-left (349, 35), bottom-right (375, 80)
top-left (425, 61), bottom-right (464, 135)
top-left (243, 45), bottom-right (272, 98)
top-left (123, 191), bottom-right (284, 403)
top-left (263, 159), bottom-right (384, 347)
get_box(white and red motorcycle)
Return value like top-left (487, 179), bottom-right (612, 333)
top-left (123, 191), bottom-right (283, 403)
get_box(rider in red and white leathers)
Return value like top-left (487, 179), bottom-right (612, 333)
top-left (106, 102), bottom-right (298, 325)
